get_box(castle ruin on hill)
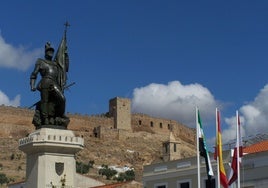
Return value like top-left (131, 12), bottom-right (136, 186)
top-left (0, 97), bottom-right (196, 146)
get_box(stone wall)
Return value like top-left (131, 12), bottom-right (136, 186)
top-left (68, 114), bottom-right (114, 135)
top-left (0, 97), bottom-right (196, 145)
top-left (109, 97), bottom-right (131, 131)
top-left (93, 126), bottom-right (130, 140)
top-left (131, 113), bottom-right (195, 145)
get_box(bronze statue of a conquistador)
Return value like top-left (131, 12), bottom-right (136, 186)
top-left (30, 24), bottom-right (70, 129)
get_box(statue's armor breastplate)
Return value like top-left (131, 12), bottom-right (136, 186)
top-left (39, 60), bottom-right (58, 80)
top-left (37, 60), bottom-right (59, 90)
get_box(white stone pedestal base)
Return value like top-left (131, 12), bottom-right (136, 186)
top-left (19, 128), bottom-right (84, 188)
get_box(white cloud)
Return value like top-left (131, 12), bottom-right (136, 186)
top-left (0, 34), bottom-right (42, 71)
top-left (221, 84), bottom-right (268, 143)
top-left (0, 90), bottom-right (20, 107)
top-left (132, 81), bottom-right (219, 127)
top-left (132, 81), bottom-right (268, 146)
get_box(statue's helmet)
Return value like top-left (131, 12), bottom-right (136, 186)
top-left (45, 42), bottom-right (54, 53)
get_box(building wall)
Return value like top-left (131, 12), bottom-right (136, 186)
top-left (75, 173), bottom-right (105, 187)
top-left (8, 173), bottom-right (105, 188)
top-left (143, 152), bottom-right (220, 188)
top-left (143, 150), bottom-right (268, 188)
top-left (240, 151), bottom-right (268, 188)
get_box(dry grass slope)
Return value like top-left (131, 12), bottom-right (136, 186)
top-left (0, 106), bottom-right (196, 186)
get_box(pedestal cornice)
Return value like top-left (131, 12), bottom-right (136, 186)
top-left (19, 128), bottom-right (84, 154)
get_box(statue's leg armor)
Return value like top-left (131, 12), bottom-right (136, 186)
top-left (48, 101), bottom-right (55, 124)
top-left (40, 89), bottom-right (49, 125)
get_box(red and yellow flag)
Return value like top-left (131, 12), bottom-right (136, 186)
top-left (215, 109), bottom-right (228, 188)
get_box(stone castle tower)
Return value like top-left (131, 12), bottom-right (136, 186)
top-left (109, 97), bottom-right (131, 131)
top-left (162, 132), bottom-right (181, 161)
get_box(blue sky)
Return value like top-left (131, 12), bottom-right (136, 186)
top-left (1, 1), bottom-right (268, 147)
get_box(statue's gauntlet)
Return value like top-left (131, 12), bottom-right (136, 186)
top-left (30, 79), bottom-right (36, 91)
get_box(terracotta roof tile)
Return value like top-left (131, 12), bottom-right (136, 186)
top-left (91, 181), bottom-right (130, 188)
top-left (243, 140), bottom-right (268, 154)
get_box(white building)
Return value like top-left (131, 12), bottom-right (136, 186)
top-left (143, 140), bottom-right (268, 188)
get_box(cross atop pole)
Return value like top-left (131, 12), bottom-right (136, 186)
top-left (64, 21), bottom-right (70, 34)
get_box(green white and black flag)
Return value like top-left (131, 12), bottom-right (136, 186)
top-left (196, 109), bottom-right (214, 180)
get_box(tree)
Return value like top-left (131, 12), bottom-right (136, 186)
top-left (76, 161), bottom-right (90, 174)
top-left (115, 170), bottom-right (135, 182)
top-left (0, 173), bottom-right (9, 185)
top-left (88, 160), bottom-right (94, 168)
top-left (98, 165), bottom-right (117, 180)
top-left (125, 169), bottom-right (135, 181)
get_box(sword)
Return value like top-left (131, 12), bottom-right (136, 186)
top-left (28, 82), bottom-right (75, 109)
top-left (64, 81), bottom-right (75, 90)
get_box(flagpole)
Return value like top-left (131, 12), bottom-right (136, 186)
top-left (236, 111), bottom-right (241, 188)
top-left (216, 108), bottom-right (220, 188)
top-left (196, 107), bottom-right (201, 188)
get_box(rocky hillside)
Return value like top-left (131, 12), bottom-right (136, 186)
top-left (0, 105), bottom-right (196, 186)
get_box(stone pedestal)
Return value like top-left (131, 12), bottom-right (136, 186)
top-left (19, 128), bottom-right (84, 188)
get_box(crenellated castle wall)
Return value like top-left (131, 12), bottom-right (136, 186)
top-left (68, 114), bottom-right (114, 134)
top-left (131, 113), bottom-right (195, 145)
top-left (0, 97), bottom-right (196, 145)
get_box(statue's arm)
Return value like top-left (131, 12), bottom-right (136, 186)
top-left (30, 59), bottom-right (42, 91)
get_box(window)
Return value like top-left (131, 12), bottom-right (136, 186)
top-left (174, 143), bottom-right (177, 152)
top-left (156, 186), bottom-right (166, 188)
top-left (151, 121), bottom-right (154, 127)
top-left (154, 165), bottom-right (167, 172)
top-left (180, 182), bottom-right (189, 188)
top-left (177, 180), bottom-right (191, 188)
top-left (176, 161), bottom-right (191, 169)
top-left (138, 120), bottom-right (142, 125)
top-left (160, 122), bottom-right (163, 128)
top-left (154, 183), bottom-right (167, 188)
top-left (164, 143), bottom-right (168, 153)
